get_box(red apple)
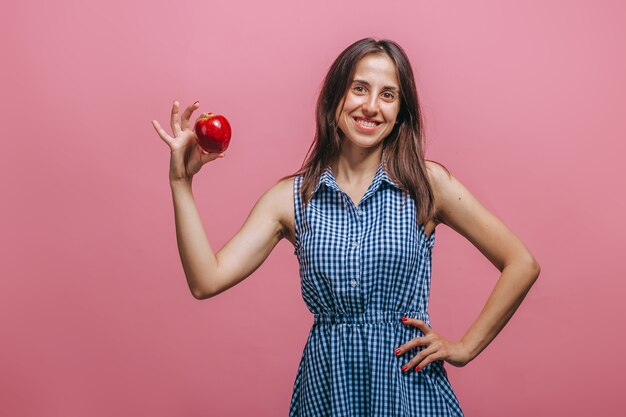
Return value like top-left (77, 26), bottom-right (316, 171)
top-left (193, 112), bottom-right (232, 153)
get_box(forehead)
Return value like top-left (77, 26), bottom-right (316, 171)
top-left (352, 53), bottom-right (399, 87)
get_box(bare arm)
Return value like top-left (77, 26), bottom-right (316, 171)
top-left (152, 100), bottom-right (294, 300)
top-left (170, 177), bottom-right (294, 299)
top-left (431, 161), bottom-right (541, 361)
top-left (397, 162), bottom-right (541, 370)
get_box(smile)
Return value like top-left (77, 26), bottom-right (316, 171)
top-left (353, 117), bottom-right (381, 129)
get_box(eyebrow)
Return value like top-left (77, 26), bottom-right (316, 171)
top-left (352, 79), bottom-right (399, 91)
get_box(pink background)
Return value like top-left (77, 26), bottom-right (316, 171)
top-left (2, 0), bottom-right (625, 415)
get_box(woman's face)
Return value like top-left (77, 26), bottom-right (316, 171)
top-left (335, 53), bottom-right (401, 150)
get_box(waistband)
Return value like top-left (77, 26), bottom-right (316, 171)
top-left (313, 310), bottom-right (430, 325)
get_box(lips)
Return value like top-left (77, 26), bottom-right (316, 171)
top-left (352, 117), bottom-right (382, 131)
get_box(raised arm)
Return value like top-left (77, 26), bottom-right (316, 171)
top-left (152, 100), bottom-right (295, 300)
top-left (170, 177), bottom-right (294, 299)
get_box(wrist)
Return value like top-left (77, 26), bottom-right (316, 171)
top-left (170, 178), bottom-right (193, 189)
top-left (458, 337), bottom-right (481, 363)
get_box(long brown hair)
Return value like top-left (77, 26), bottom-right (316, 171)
top-left (288, 37), bottom-right (449, 225)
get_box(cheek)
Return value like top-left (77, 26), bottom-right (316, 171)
top-left (387, 105), bottom-right (401, 122)
top-left (335, 96), bottom-right (349, 120)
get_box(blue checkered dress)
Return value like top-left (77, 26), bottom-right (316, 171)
top-left (289, 161), bottom-right (464, 416)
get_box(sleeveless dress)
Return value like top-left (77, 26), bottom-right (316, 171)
top-left (289, 162), bottom-right (464, 416)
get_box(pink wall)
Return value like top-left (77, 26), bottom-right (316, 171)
top-left (2, 0), bottom-right (625, 415)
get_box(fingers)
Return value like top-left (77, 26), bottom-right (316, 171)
top-left (199, 148), bottom-right (226, 158)
top-left (395, 334), bottom-right (429, 357)
top-left (170, 101), bottom-right (182, 136)
top-left (401, 344), bottom-right (444, 373)
top-left (158, 100), bottom-right (200, 148)
top-left (170, 100), bottom-right (199, 135)
top-left (181, 101), bottom-right (200, 131)
top-left (200, 149), bottom-right (225, 159)
top-left (396, 317), bottom-right (442, 372)
top-left (394, 318), bottom-right (431, 357)
top-left (197, 145), bottom-right (225, 163)
top-left (402, 318), bottom-right (432, 334)
top-left (151, 120), bottom-right (173, 146)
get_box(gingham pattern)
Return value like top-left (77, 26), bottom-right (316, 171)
top-left (289, 162), bottom-right (464, 416)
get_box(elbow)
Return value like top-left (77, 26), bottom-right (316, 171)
top-left (191, 285), bottom-right (214, 300)
top-left (526, 256), bottom-right (541, 281)
top-left (506, 253), bottom-right (540, 282)
top-left (192, 290), bottom-right (206, 300)
top-left (189, 272), bottom-right (219, 300)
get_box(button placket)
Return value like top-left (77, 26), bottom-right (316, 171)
top-left (347, 202), bottom-right (362, 289)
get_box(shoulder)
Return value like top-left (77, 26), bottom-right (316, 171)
top-left (425, 160), bottom-right (483, 229)
top-left (260, 175), bottom-right (294, 212)
top-left (424, 160), bottom-right (453, 223)
top-left (425, 160), bottom-right (452, 188)
top-left (423, 160), bottom-right (486, 231)
top-left (269, 174), bottom-right (295, 194)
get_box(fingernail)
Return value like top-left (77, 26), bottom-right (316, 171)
top-left (401, 317), bottom-right (408, 323)
top-left (395, 348), bottom-right (401, 356)
top-left (401, 366), bottom-right (408, 372)
top-left (414, 366), bottom-right (421, 372)
top-left (194, 101), bottom-right (199, 105)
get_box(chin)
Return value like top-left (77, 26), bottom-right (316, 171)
top-left (348, 137), bottom-right (385, 150)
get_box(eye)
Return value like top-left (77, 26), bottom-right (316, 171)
top-left (382, 92), bottom-right (396, 100)
top-left (353, 85), bottom-right (366, 94)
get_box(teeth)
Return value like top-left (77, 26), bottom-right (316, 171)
top-left (355, 118), bottom-right (378, 127)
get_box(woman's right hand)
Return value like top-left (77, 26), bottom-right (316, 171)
top-left (151, 100), bottom-right (224, 183)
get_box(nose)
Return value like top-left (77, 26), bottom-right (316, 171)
top-left (362, 96), bottom-right (379, 117)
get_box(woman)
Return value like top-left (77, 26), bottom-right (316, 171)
top-left (152, 38), bottom-right (540, 416)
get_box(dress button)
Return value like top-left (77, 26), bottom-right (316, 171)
top-left (350, 280), bottom-right (358, 287)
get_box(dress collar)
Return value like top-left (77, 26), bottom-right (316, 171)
top-left (311, 160), bottom-right (400, 197)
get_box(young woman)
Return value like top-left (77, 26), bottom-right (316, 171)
top-left (152, 38), bottom-right (540, 416)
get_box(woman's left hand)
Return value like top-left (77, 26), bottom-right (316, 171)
top-left (395, 318), bottom-right (472, 371)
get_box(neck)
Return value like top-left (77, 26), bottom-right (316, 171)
top-left (331, 143), bottom-right (384, 185)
